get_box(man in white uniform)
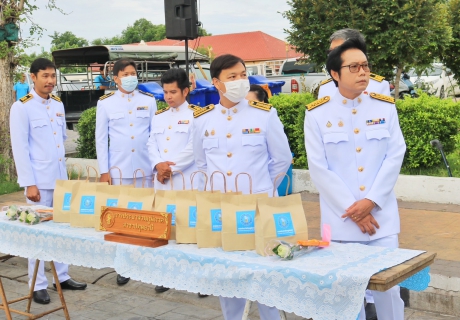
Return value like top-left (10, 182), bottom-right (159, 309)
top-left (304, 38), bottom-right (406, 320)
top-left (10, 58), bottom-right (87, 304)
top-left (96, 58), bottom-right (157, 285)
top-left (318, 29), bottom-right (390, 99)
top-left (192, 54), bottom-right (292, 320)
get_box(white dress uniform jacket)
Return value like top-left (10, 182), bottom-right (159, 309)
top-left (318, 74), bottom-right (390, 98)
top-left (147, 101), bottom-right (197, 190)
top-left (304, 92), bottom-right (406, 241)
top-left (96, 90), bottom-right (157, 180)
top-left (10, 89), bottom-right (68, 189)
top-left (192, 99), bottom-right (292, 195)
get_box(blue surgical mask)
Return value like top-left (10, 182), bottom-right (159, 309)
top-left (120, 76), bottom-right (138, 92)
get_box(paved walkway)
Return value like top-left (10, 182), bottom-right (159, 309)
top-left (1, 190), bottom-right (459, 319)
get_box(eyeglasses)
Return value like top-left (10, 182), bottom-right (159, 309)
top-left (341, 63), bottom-right (371, 73)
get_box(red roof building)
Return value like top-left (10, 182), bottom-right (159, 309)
top-left (133, 31), bottom-right (302, 64)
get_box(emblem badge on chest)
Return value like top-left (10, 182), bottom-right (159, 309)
top-left (366, 118), bottom-right (386, 126)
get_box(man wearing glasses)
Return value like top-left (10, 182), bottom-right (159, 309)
top-left (304, 38), bottom-right (406, 320)
top-left (318, 29), bottom-right (390, 99)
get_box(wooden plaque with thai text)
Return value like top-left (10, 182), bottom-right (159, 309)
top-left (100, 207), bottom-right (171, 247)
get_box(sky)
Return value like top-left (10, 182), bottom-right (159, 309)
top-left (21, 0), bottom-right (292, 54)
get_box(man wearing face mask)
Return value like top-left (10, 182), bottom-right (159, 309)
top-left (96, 58), bottom-right (157, 285)
top-left (192, 54), bottom-right (292, 320)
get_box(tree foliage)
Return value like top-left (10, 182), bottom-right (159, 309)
top-left (50, 31), bottom-right (88, 51)
top-left (441, 0), bottom-right (460, 82)
top-left (283, 0), bottom-right (452, 97)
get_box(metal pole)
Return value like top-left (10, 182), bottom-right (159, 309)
top-left (430, 139), bottom-right (453, 177)
top-left (185, 38), bottom-right (190, 102)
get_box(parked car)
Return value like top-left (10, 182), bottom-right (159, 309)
top-left (408, 63), bottom-right (460, 98)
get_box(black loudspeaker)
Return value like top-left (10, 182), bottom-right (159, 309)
top-left (164, 0), bottom-right (199, 40)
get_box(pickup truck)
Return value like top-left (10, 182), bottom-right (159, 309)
top-left (246, 58), bottom-right (329, 94)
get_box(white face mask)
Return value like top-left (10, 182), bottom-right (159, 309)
top-left (218, 79), bottom-right (250, 103)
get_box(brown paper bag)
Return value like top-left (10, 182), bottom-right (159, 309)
top-left (255, 174), bottom-right (309, 256)
top-left (70, 166), bottom-right (108, 228)
top-left (153, 171), bottom-right (186, 240)
top-left (53, 163), bottom-right (83, 223)
top-left (94, 167), bottom-right (132, 231)
top-left (221, 173), bottom-right (268, 251)
top-left (118, 169), bottom-right (155, 211)
top-left (175, 171), bottom-right (209, 244)
top-left (196, 171), bottom-right (235, 248)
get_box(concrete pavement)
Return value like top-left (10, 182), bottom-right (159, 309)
top-left (1, 190), bottom-right (459, 319)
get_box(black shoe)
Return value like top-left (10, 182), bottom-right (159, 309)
top-left (198, 292), bottom-right (209, 298)
top-left (53, 278), bottom-right (87, 290)
top-left (365, 303), bottom-right (378, 320)
top-left (117, 274), bottom-right (130, 285)
top-left (33, 289), bottom-right (50, 304)
top-left (155, 285), bottom-right (170, 293)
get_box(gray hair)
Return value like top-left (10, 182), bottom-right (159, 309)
top-left (329, 28), bottom-right (365, 43)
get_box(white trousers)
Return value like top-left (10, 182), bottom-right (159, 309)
top-left (219, 297), bottom-right (280, 320)
top-left (338, 235), bottom-right (404, 320)
top-left (110, 176), bottom-right (153, 188)
top-left (25, 188), bottom-right (70, 291)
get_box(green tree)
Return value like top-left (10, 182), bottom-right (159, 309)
top-left (283, 0), bottom-right (452, 98)
top-left (441, 0), bottom-right (460, 82)
top-left (91, 35), bottom-right (124, 46)
top-left (19, 50), bottom-right (52, 67)
top-left (50, 30), bottom-right (88, 51)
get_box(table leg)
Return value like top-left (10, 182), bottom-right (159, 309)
top-left (242, 299), bottom-right (252, 320)
top-left (50, 261), bottom-right (70, 320)
top-left (26, 259), bottom-right (40, 313)
top-left (0, 277), bottom-right (13, 320)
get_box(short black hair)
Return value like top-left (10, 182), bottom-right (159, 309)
top-left (249, 84), bottom-right (269, 103)
top-left (210, 54), bottom-right (246, 79)
top-left (113, 59), bottom-right (137, 77)
top-left (99, 66), bottom-right (104, 71)
top-left (30, 58), bottom-right (56, 76)
top-left (326, 38), bottom-right (368, 87)
top-left (161, 68), bottom-right (189, 91)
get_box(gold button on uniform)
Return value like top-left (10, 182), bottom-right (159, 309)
top-left (132, 149), bottom-right (135, 152)
top-left (358, 166), bottom-right (364, 172)
top-left (59, 158), bottom-right (62, 161)
top-left (57, 145), bottom-right (60, 148)
top-left (226, 133), bottom-right (232, 138)
top-left (227, 152), bottom-right (232, 158)
top-left (164, 149), bottom-right (168, 153)
top-left (356, 147), bottom-right (362, 153)
top-left (53, 132), bottom-right (56, 135)
top-left (169, 125), bottom-right (172, 129)
top-left (360, 185), bottom-right (366, 191)
top-left (357, 97), bottom-right (362, 103)
top-left (221, 109), bottom-right (226, 114)
top-left (354, 128), bottom-right (360, 134)
top-left (227, 116), bottom-right (232, 121)
top-left (130, 123), bottom-right (133, 126)
top-left (50, 119), bottom-right (54, 122)
top-left (227, 171), bottom-right (232, 176)
top-left (46, 106), bottom-right (50, 110)
top-left (129, 111), bottom-right (132, 114)
top-left (166, 137), bottom-right (170, 141)
top-left (342, 99), bottom-right (347, 105)
top-left (131, 136), bottom-right (134, 139)
top-left (233, 108), bottom-right (238, 113)
top-left (352, 109), bottom-right (357, 115)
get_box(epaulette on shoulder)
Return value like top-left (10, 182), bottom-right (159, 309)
top-left (19, 93), bottom-right (33, 104)
top-left (138, 90), bottom-right (154, 98)
top-left (188, 104), bottom-right (200, 111)
top-left (248, 100), bottom-right (272, 112)
top-left (99, 92), bottom-right (115, 101)
top-left (370, 73), bottom-right (385, 82)
top-left (370, 93), bottom-right (394, 104)
top-left (193, 104), bottom-right (215, 118)
top-left (306, 96), bottom-right (330, 111)
top-left (50, 94), bottom-right (61, 102)
top-left (155, 106), bottom-right (170, 115)
top-left (320, 78), bottom-right (333, 86)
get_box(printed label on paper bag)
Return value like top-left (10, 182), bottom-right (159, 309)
top-left (106, 199), bottom-right (118, 207)
top-left (273, 212), bottom-right (295, 237)
top-left (236, 210), bottom-right (255, 234)
top-left (166, 204), bottom-right (176, 226)
top-left (210, 208), bottom-right (222, 232)
top-left (80, 195), bottom-right (96, 214)
top-left (189, 206), bottom-right (197, 228)
top-left (127, 202), bottom-right (143, 210)
top-left (62, 192), bottom-right (72, 211)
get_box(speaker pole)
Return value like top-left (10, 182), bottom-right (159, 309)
top-left (185, 38), bottom-right (190, 102)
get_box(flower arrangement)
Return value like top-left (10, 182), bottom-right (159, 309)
top-left (5, 205), bottom-right (19, 220)
top-left (4, 205), bottom-right (41, 225)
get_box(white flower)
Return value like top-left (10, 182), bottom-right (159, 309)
top-left (277, 244), bottom-right (291, 258)
top-left (19, 211), bottom-right (27, 223)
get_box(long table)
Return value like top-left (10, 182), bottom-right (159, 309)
top-left (0, 216), bottom-right (433, 320)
